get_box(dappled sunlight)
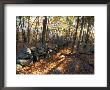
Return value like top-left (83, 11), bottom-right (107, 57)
top-left (16, 16), bottom-right (94, 74)
top-left (16, 48), bottom-right (94, 74)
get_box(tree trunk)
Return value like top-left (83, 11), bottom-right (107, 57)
top-left (16, 28), bottom-right (19, 47)
top-left (66, 16), bottom-right (70, 48)
top-left (85, 17), bottom-right (90, 50)
top-left (27, 16), bottom-right (30, 47)
top-left (35, 16), bottom-right (39, 47)
top-left (42, 16), bottom-right (47, 46)
top-left (16, 17), bottom-right (19, 46)
top-left (77, 16), bottom-right (84, 51)
top-left (21, 16), bottom-right (25, 44)
top-left (46, 27), bottom-right (48, 48)
top-left (72, 16), bottom-right (79, 53)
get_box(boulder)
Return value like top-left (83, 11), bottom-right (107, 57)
top-left (16, 47), bottom-right (33, 66)
top-left (16, 64), bottom-right (22, 70)
top-left (17, 47), bottom-right (32, 59)
top-left (53, 69), bottom-right (61, 74)
top-left (17, 59), bottom-right (33, 66)
top-left (30, 47), bottom-right (37, 52)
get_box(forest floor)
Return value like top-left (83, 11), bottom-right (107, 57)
top-left (16, 46), bottom-right (94, 74)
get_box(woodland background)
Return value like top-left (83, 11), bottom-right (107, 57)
top-left (16, 16), bottom-right (94, 74)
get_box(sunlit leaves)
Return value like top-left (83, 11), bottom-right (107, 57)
top-left (16, 48), bottom-right (94, 74)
